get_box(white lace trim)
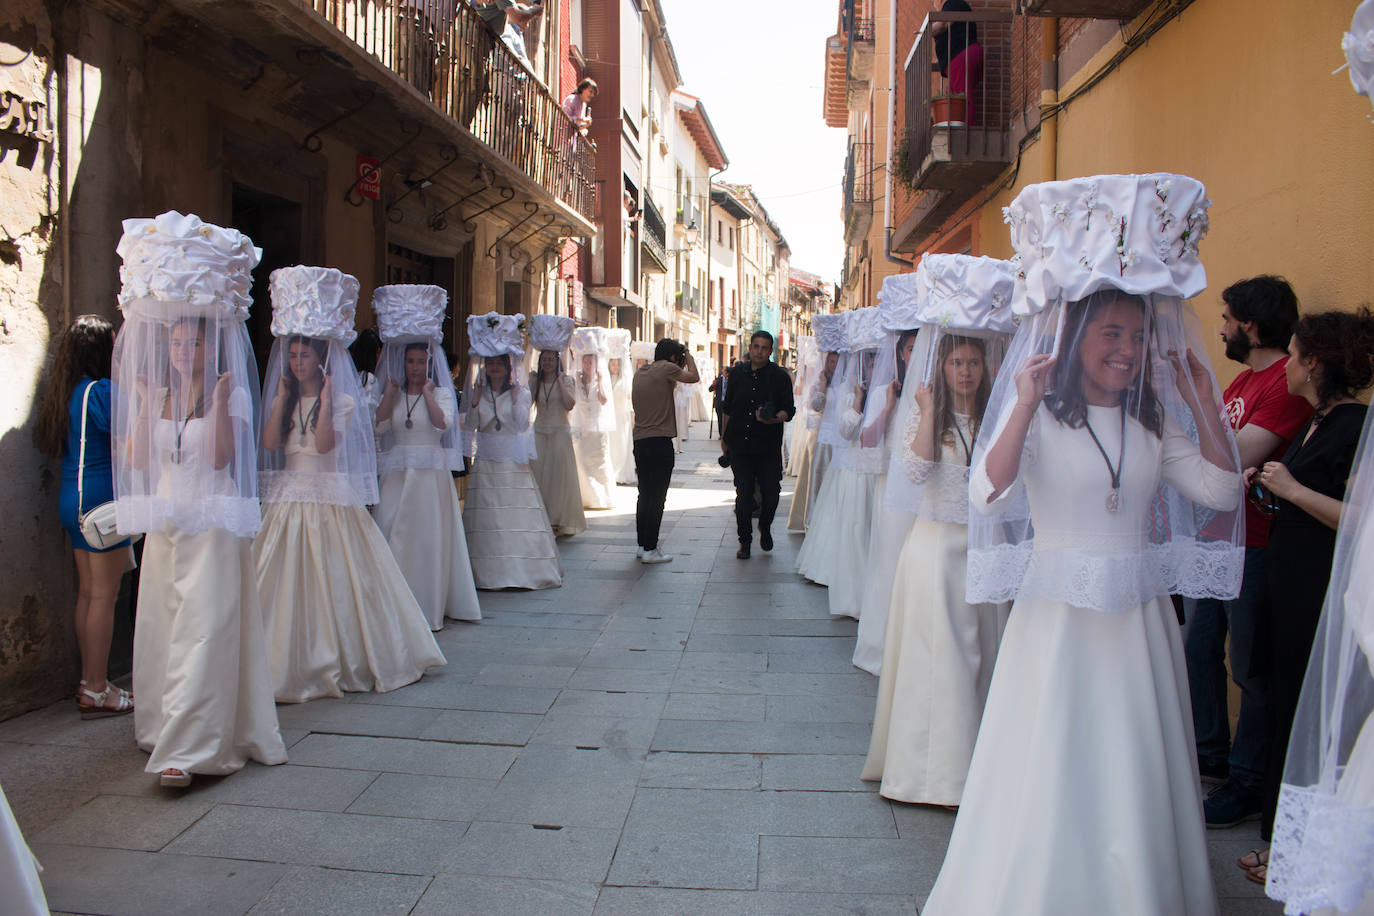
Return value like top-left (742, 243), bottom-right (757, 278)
top-left (903, 457), bottom-right (973, 524)
top-left (115, 494), bottom-right (261, 538)
top-left (965, 538), bottom-right (1244, 612)
top-left (1268, 783), bottom-right (1374, 915)
top-left (260, 470), bottom-right (375, 507)
top-left (474, 430), bottom-right (538, 464)
top-left (377, 444), bottom-right (465, 475)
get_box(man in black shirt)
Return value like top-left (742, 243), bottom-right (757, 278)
top-left (721, 331), bottom-right (795, 559)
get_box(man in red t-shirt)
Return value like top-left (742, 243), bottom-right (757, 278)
top-left (1185, 276), bottom-right (1313, 828)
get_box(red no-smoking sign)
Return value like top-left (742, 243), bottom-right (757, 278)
top-left (355, 155), bottom-right (381, 200)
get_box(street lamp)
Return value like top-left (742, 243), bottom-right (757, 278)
top-left (666, 220), bottom-right (700, 254)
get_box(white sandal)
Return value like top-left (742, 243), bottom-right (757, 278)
top-left (78, 679), bottom-right (132, 703)
top-left (159, 769), bottom-right (192, 788)
top-left (77, 684), bottom-right (134, 719)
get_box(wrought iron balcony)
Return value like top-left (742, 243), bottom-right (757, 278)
top-left (676, 282), bottom-right (702, 317)
top-left (642, 196), bottom-right (668, 273)
top-left (843, 140), bottom-right (874, 245)
top-left (306, 0), bottom-right (595, 220)
top-left (892, 8), bottom-right (1014, 252)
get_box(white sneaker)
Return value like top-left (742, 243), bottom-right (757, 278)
top-left (640, 547), bottom-right (673, 564)
top-left (635, 547), bottom-right (645, 560)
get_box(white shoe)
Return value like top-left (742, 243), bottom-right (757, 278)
top-left (641, 547), bottom-right (673, 564)
top-left (635, 547), bottom-right (645, 560)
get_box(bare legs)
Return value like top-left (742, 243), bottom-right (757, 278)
top-left (73, 548), bottom-right (131, 712)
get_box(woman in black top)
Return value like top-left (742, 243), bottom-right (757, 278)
top-left (1247, 308), bottom-right (1374, 869)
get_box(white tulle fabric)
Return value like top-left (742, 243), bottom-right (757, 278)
top-left (811, 312), bottom-right (846, 355)
top-left (373, 284), bottom-right (447, 343)
top-left (111, 303), bottom-right (263, 538)
top-left (570, 330), bottom-right (617, 435)
top-left (269, 266), bottom-right (360, 344)
top-left (373, 342), bottom-right (466, 474)
top-left (1344, 1), bottom-right (1374, 106)
top-left (877, 272), bottom-right (921, 332)
top-left (464, 356), bottom-right (537, 464)
top-left (1267, 409), bottom-right (1374, 915)
top-left (791, 336), bottom-right (820, 433)
top-left (965, 292), bottom-right (1244, 612)
top-left (606, 330), bottom-right (635, 484)
top-left (259, 338), bottom-right (378, 507)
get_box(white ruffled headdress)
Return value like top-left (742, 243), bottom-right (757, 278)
top-left (468, 311), bottom-right (528, 357)
top-left (373, 285), bottom-right (447, 343)
top-left (269, 266), bottom-right (361, 344)
top-left (116, 211), bottom-right (261, 321)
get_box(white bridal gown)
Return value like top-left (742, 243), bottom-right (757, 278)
top-left (464, 387), bottom-right (563, 590)
top-left (528, 374), bottom-right (587, 536)
top-left (134, 407), bottom-right (287, 776)
top-left (861, 414), bottom-right (1008, 803)
top-left (922, 404), bottom-right (1231, 916)
top-left (255, 394), bottom-right (446, 702)
top-left (573, 380), bottom-right (616, 510)
top-left (611, 374), bottom-right (635, 485)
top-left (373, 390), bottom-right (482, 629)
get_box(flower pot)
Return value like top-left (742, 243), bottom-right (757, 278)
top-left (931, 96), bottom-right (967, 128)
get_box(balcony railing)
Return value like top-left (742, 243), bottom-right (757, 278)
top-left (850, 18), bottom-right (876, 42)
top-left (676, 282), bottom-right (702, 317)
top-left (844, 140), bottom-right (874, 210)
top-left (894, 8), bottom-right (1014, 249)
top-left (307, 0), bottom-right (595, 219)
top-left (642, 195), bottom-right (668, 273)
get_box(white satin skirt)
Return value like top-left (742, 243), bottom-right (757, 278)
top-left (464, 459), bottom-right (563, 590)
top-left (851, 492), bottom-right (917, 676)
top-left (612, 421), bottom-right (635, 485)
top-left (375, 467), bottom-right (482, 628)
top-left (795, 467), bottom-right (879, 617)
top-left (0, 785), bottom-right (47, 916)
top-left (786, 429), bottom-right (817, 532)
top-left (133, 527), bottom-right (287, 776)
top-left (575, 430), bottom-right (616, 509)
top-left (531, 426), bottom-right (587, 536)
top-left (921, 593), bottom-right (1218, 916)
top-left (861, 518), bottom-right (1007, 804)
top-left (255, 500), bottom-right (447, 703)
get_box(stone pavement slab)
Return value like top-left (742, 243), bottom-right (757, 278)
top-left (12, 423), bottom-right (1282, 915)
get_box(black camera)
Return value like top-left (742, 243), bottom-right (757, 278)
top-left (757, 402), bottom-right (778, 421)
top-left (717, 452), bottom-right (731, 468)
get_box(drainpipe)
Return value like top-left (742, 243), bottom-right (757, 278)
top-left (1040, 18), bottom-right (1059, 182)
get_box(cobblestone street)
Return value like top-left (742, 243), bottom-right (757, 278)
top-left (2, 425), bottom-right (1279, 915)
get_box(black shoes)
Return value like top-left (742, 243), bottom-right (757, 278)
top-left (736, 544), bottom-right (751, 559)
top-left (760, 529), bottom-right (773, 552)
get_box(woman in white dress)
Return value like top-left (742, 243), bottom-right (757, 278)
top-left (787, 341), bottom-right (839, 533)
top-left (923, 175), bottom-right (1244, 915)
top-left (571, 327), bottom-right (617, 509)
top-left (786, 336), bottom-right (817, 479)
top-left (862, 327), bottom-right (1011, 805)
top-left (529, 348), bottom-right (587, 536)
top-left (607, 330), bottom-right (636, 486)
top-left (796, 308), bottom-right (886, 619)
top-left (463, 312), bottom-right (562, 590)
top-left (371, 284), bottom-right (481, 629)
top-left (255, 267), bottom-right (444, 702)
top-left (111, 211), bottom-right (285, 788)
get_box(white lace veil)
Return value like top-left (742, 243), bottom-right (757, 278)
top-left (570, 327), bottom-right (616, 434)
top-left (463, 311), bottom-right (535, 463)
top-left (791, 336), bottom-right (820, 431)
top-left (883, 255), bottom-right (1017, 522)
top-left (258, 267), bottom-right (377, 507)
top-left (372, 285), bottom-right (464, 475)
top-left (1267, 408), bottom-right (1374, 914)
top-left (966, 174), bottom-right (1244, 613)
top-left (110, 212), bottom-right (263, 538)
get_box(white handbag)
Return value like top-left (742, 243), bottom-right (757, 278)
top-left (76, 381), bottom-right (139, 549)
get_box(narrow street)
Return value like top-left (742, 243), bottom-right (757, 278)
top-left (3, 424), bottom-right (1278, 915)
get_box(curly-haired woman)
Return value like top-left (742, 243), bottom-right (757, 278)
top-left (34, 315), bottom-right (134, 718)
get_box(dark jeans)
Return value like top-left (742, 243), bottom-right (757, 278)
top-left (634, 436), bottom-right (675, 551)
top-left (730, 447), bottom-right (782, 545)
top-left (1183, 546), bottom-right (1271, 789)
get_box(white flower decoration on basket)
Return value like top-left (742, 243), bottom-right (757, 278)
top-left (269, 266), bottom-right (361, 344)
top-left (373, 284), bottom-right (447, 343)
top-left (916, 254), bottom-right (1019, 336)
top-left (467, 311), bottom-right (527, 357)
top-left (528, 313), bottom-right (576, 351)
top-left (1004, 173), bottom-right (1212, 317)
top-left (116, 211), bottom-right (261, 321)
top-left (1344, 0), bottom-right (1374, 108)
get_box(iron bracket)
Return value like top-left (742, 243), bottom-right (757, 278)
top-left (386, 144), bottom-right (461, 224)
top-left (301, 86), bottom-right (375, 153)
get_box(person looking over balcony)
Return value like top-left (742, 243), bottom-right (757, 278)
top-left (932, 0), bottom-right (983, 125)
top-left (562, 78), bottom-right (596, 140)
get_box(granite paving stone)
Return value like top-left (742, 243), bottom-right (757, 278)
top-left (344, 772), bottom-right (497, 821)
top-left (442, 821), bottom-right (621, 882)
top-left (605, 828), bottom-right (760, 890)
top-left (34, 794), bottom-right (215, 851)
top-left (245, 866), bottom-right (431, 916)
top-left (286, 733), bottom-right (518, 779)
top-left (412, 875), bottom-right (599, 916)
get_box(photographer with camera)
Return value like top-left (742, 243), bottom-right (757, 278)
top-left (721, 331), bottom-right (794, 559)
top-left (631, 338), bottom-right (699, 564)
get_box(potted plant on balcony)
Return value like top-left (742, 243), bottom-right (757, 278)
top-left (931, 93), bottom-right (967, 128)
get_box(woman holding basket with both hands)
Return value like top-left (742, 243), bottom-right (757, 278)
top-left (371, 284), bottom-right (481, 630)
top-left (923, 175), bottom-right (1245, 915)
top-left (254, 267), bottom-right (444, 702)
top-left (110, 211), bottom-right (285, 788)
top-left (527, 314), bottom-right (586, 537)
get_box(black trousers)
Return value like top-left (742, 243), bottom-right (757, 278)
top-left (634, 436), bottom-right (675, 550)
top-left (730, 447), bottom-right (782, 545)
